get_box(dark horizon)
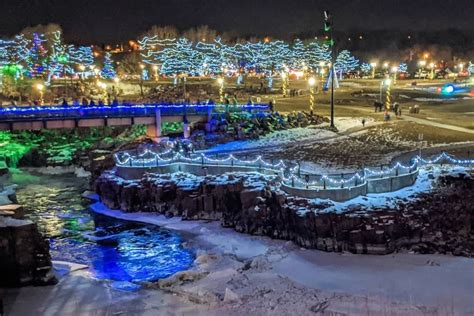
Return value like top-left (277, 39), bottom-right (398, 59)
top-left (2, 0), bottom-right (474, 45)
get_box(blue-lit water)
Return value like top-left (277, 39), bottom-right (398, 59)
top-left (13, 171), bottom-right (194, 283)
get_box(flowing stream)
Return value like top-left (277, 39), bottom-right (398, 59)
top-left (10, 169), bottom-right (194, 283)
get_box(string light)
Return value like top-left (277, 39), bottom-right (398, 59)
top-left (0, 103), bottom-right (269, 118)
top-left (114, 151), bottom-right (473, 190)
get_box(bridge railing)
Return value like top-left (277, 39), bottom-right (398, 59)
top-left (0, 104), bottom-right (269, 121)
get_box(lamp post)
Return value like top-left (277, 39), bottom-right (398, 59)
top-left (153, 65), bottom-right (159, 81)
top-left (36, 83), bottom-right (44, 105)
top-left (139, 63), bottom-right (145, 99)
top-left (391, 66), bottom-right (398, 85)
top-left (112, 77), bottom-right (120, 99)
top-left (78, 64), bottom-right (86, 80)
top-left (318, 61), bottom-right (325, 79)
top-left (97, 81), bottom-right (107, 101)
top-left (428, 62), bottom-right (435, 80)
top-left (370, 62), bottom-right (377, 79)
top-left (217, 77), bottom-right (224, 104)
top-left (383, 62), bottom-right (389, 75)
top-left (308, 76), bottom-right (316, 114)
top-left (418, 60), bottom-right (426, 78)
top-left (383, 78), bottom-right (392, 110)
top-left (280, 71), bottom-right (288, 97)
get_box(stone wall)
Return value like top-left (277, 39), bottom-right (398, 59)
top-left (94, 170), bottom-right (474, 257)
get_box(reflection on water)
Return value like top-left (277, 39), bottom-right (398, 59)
top-left (14, 172), bottom-right (194, 282)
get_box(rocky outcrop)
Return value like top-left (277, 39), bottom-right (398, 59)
top-left (95, 171), bottom-right (474, 257)
top-left (0, 187), bottom-right (57, 287)
top-left (0, 217), bottom-right (57, 287)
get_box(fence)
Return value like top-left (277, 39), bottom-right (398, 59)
top-left (115, 148), bottom-right (472, 190)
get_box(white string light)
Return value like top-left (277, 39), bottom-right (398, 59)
top-left (115, 151), bottom-right (473, 189)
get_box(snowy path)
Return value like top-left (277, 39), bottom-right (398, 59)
top-left (403, 115), bottom-right (474, 134)
top-left (200, 117), bottom-right (377, 155)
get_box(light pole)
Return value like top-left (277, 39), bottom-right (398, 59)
top-left (308, 76), bottom-right (316, 114)
top-left (97, 81), bottom-right (107, 101)
top-left (217, 77), bottom-right (224, 104)
top-left (36, 83), bottom-right (44, 105)
top-left (383, 78), bottom-right (392, 110)
top-left (370, 62), bottom-right (377, 79)
top-left (153, 65), bottom-right (159, 81)
top-left (139, 63), bottom-right (145, 99)
top-left (418, 60), bottom-right (426, 78)
top-left (112, 77), bottom-right (120, 99)
top-left (280, 71), bottom-right (288, 97)
top-left (391, 66), bottom-right (398, 85)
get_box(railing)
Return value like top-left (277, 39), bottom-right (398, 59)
top-left (114, 149), bottom-right (473, 190)
top-left (0, 104), bottom-right (269, 121)
top-left (115, 148), bottom-right (286, 172)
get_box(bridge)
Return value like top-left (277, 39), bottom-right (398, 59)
top-left (0, 104), bottom-right (269, 138)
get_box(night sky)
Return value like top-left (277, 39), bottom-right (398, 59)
top-left (1, 0), bottom-right (472, 44)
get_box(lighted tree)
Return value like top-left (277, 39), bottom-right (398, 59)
top-left (334, 50), bottom-right (359, 78)
top-left (69, 46), bottom-right (94, 68)
top-left (288, 39), bottom-right (306, 69)
top-left (101, 52), bottom-right (116, 79)
top-left (28, 33), bottom-right (48, 78)
top-left (360, 63), bottom-right (372, 76)
top-left (157, 38), bottom-right (201, 75)
top-left (398, 63), bottom-right (408, 73)
top-left (306, 42), bottom-right (331, 69)
top-left (47, 31), bottom-right (72, 82)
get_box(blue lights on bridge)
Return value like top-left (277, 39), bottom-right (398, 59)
top-left (0, 104), bottom-right (269, 120)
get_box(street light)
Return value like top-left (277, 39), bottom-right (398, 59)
top-left (139, 64), bottom-right (145, 98)
top-left (391, 66), bottom-right (398, 85)
top-left (153, 64), bottom-right (159, 81)
top-left (429, 62), bottom-right (435, 79)
top-left (370, 62), bottom-right (377, 79)
top-left (36, 83), bottom-right (44, 105)
top-left (217, 77), bottom-right (225, 103)
top-left (280, 71), bottom-right (288, 97)
top-left (308, 76), bottom-right (316, 114)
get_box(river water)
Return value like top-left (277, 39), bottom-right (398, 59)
top-left (10, 170), bottom-right (194, 283)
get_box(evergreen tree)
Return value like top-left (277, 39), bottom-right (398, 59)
top-left (334, 50), bottom-right (359, 78)
top-left (28, 33), bottom-right (48, 78)
top-left (101, 52), bottom-right (116, 79)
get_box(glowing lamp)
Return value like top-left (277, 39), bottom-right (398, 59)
top-left (443, 85), bottom-right (454, 94)
top-left (36, 83), bottom-right (44, 91)
top-left (308, 77), bottom-right (316, 86)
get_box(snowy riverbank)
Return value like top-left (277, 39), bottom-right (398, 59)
top-left (4, 193), bottom-right (473, 315)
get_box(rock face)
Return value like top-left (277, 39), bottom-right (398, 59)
top-left (95, 171), bottom-right (474, 257)
top-left (0, 187), bottom-right (57, 287)
top-left (0, 217), bottom-right (57, 287)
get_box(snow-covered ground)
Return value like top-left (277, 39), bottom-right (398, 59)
top-left (5, 166), bottom-right (474, 315)
top-left (70, 201), bottom-right (474, 315)
top-left (202, 117), bottom-right (375, 154)
top-left (313, 165), bottom-right (470, 213)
